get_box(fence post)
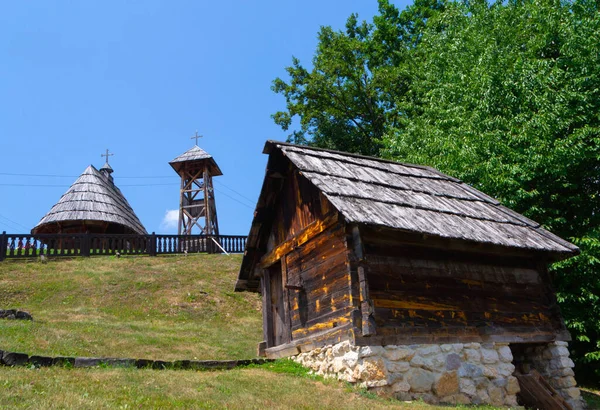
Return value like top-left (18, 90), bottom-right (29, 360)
top-left (149, 232), bottom-right (156, 256)
top-left (0, 231), bottom-right (6, 262)
top-left (82, 232), bottom-right (91, 257)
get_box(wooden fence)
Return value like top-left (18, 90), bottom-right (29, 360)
top-left (0, 232), bottom-right (247, 260)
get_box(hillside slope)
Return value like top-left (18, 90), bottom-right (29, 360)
top-left (0, 254), bottom-right (262, 360)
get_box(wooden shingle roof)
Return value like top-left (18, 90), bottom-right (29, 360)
top-left (265, 141), bottom-right (578, 255)
top-left (169, 145), bottom-right (223, 176)
top-left (32, 165), bottom-right (147, 234)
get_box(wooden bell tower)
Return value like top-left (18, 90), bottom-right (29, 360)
top-left (169, 133), bottom-right (222, 236)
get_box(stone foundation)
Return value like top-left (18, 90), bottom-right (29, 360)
top-left (294, 341), bottom-right (584, 408)
top-left (512, 341), bottom-right (584, 409)
top-left (294, 341), bottom-right (520, 406)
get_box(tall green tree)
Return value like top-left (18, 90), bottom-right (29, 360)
top-left (381, 0), bottom-right (600, 380)
top-left (271, 0), bottom-right (447, 156)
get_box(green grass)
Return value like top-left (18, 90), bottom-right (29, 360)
top-left (0, 254), bottom-right (262, 360)
top-left (0, 255), bottom-right (595, 409)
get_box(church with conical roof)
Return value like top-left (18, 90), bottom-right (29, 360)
top-left (31, 155), bottom-right (146, 235)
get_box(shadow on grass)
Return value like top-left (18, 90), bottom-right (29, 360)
top-left (582, 389), bottom-right (600, 409)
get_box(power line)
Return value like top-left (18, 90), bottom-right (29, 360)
top-left (0, 172), bottom-right (176, 179)
top-left (214, 188), bottom-right (254, 210)
top-left (0, 212), bottom-right (28, 231)
top-left (0, 183), bottom-right (175, 187)
top-left (214, 181), bottom-right (256, 205)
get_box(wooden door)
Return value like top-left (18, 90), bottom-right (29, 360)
top-left (269, 261), bottom-right (290, 346)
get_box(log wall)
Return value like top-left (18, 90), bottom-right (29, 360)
top-left (360, 229), bottom-right (568, 344)
top-left (263, 168), bottom-right (354, 347)
top-left (285, 224), bottom-right (352, 341)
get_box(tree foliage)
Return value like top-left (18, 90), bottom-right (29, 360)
top-left (273, 0), bottom-right (600, 381)
top-left (272, 0), bottom-right (447, 155)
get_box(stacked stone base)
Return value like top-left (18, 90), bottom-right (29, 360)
top-left (293, 341), bottom-right (583, 408)
top-left (513, 341), bottom-right (584, 409)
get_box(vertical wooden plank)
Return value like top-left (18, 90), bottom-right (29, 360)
top-left (281, 256), bottom-right (292, 344)
top-left (261, 270), bottom-right (274, 347)
top-left (358, 266), bottom-right (376, 337)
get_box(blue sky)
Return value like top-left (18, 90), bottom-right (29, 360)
top-left (0, 0), bottom-right (409, 235)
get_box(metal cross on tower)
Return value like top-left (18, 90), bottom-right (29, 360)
top-left (191, 131), bottom-right (203, 146)
top-left (101, 149), bottom-right (114, 164)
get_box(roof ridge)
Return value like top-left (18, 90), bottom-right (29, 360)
top-left (266, 140), bottom-right (456, 178)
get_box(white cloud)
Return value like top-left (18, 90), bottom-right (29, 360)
top-left (160, 209), bottom-right (179, 231)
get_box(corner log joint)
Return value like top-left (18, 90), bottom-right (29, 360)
top-left (259, 213), bottom-right (338, 268)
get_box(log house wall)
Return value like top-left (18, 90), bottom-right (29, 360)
top-left (263, 167), bottom-right (354, 346)
top-left (359, 228), bottom-right (569, 344)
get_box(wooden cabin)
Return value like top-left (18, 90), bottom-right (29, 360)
top-left (32, 163), bottom-right (146, 235)
top-left (236, 141), bottom-right (579, 356)
top-left (236, 142), bottom-right (585, 407)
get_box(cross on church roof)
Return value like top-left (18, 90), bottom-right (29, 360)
top-left (101, 149), bottom-right (114, 164)
top-left (191, 131), bottom-right (203, 146)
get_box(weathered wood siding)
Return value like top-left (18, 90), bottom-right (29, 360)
top-left (264, 168), bottom-right (353, 344)
top-left (285, 224), bottom-right (352, 341)
top-left (269, 168), bottom-right (334, 246)
top-left (361, 229), bottom-right (567, 343)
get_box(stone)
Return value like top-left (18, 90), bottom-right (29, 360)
top-left (74, 357), bottom-right (103, 367)
top-left (332, 357), bottom-right (345, 373)
top-left (492, 377), bottom-right (507, 388)
top-left (28, 356), bottom-right (53, 367)
top-left (473, 377), bottom-right (488, 388)
top-left (392, 380), bottom-right (411, 393)
top-left (482, 366), bottom-right (498, 378)
top-left (434, 371), bottom-right (459, 396)
top-left (15, 311), bottom-right (33, 320)
top-left (504, 395), bottom-right (519, 407)
top-left (2, 352), bottom-right (28, 366)
top-left (411, 354), bottom-right (443, 371)
top-left (441, 344), bottom-right (454, 352)
top-left (440, 393), bottom-right (471, 405)
top-left (451, 343), bottom-right (464, 353)
top-left (550, 357), bottom-right (575, 370)
top-left (554, 341), bottom-right (569, 347)
top-left (459, 378), bottom-right (476, 396)
top-left (343, 350), bottom-right (359, 368)
top-left (497, 363), bottom-right (515, 377)
top-left (497, 345), bottom-right (513, 363)
top-left (387, 361), bottom-right (410, 373)
top-left (481, 348), bottom-right (499, 364)
top-left (354, 357), bottom-right (387, 381)
top-left (464, 348), bottom-right (481, 363)
top-left (384, 347), bottom-right (414, 361)
top-left (557, 367), bottom-right (575, 377)
top-left (407, 368), bottom-right (435, 393)
top-left (358, 346), bottom-right (384, 358)
top-left (418, 393), bottom-right (439, 405)
top-left (53, 356), bottom-right (75, 367)
top-left (458, 363), bottom-right (483, 378)
top-left (446, 353), bottom-right (461, 370)
top-left (553, 376), bottom-right (577, 389)
top-left (331, 341), bottom-right (350, 357)
top-left (361, 379), bottom-right (388, 388)
top-left (488, 385), bottom-right (504, 406)
top-left (506, 376), bottom-right (520, 395)
top-left (549, 346), bottom-right (570, 358)
top-left (565, 387), bottom-right (581, 399)
top-left (417, 345), bottom-right (441, 357)
top-left (464, 343), bottom-right (480, 349)
top-left (474, 388), bottom-right (490, 405)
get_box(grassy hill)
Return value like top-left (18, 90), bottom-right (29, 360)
top-left (0, 254), bottom-right (262, 360)
top-left (1, 255), bottom-right (597, 409)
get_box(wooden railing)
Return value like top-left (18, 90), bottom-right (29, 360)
top-left (0, 232), bottom-right (247, 260)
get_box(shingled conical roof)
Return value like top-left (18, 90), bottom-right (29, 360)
top-left (32, 165), bottom-right (147, 235)
top-left (169, 145), bottom-right (222, 176)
